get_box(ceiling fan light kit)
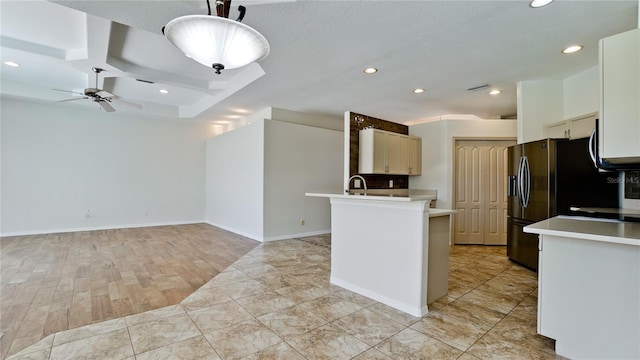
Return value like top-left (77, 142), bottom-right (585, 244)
top-left (163, 0), bottom-right (270, 74)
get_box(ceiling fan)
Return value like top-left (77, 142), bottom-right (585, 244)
top-left (55, 67), bottom-right (142, 112)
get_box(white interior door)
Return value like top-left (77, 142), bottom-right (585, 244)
top-left (454, 143), bottom-right (484, 244)
top-left (484, 145), bottom-right (509, 245)
top-left (454, 140), bottom-right (515, 245)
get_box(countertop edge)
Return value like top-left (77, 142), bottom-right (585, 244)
top-left (524, 217), bottom-right (640, 247)
top-left (428, 209), bottom-right (456, 217)
top-left (305, 192), bottom-right (436, 202)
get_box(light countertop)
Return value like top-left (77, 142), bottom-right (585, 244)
top-left (524, 216), bottom-right (640, 247)
top-left (305, 192), bottom-right (436, 202)
top-left (428, 209), bottom-right (456, 218)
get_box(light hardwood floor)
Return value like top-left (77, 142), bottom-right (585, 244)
top-left (0, 223), bottom-right (259, 359)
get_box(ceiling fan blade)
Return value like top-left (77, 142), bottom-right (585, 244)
top-left (111, 97), bottom-right (142, 110)
top-left (97, 100), bottom-right (115, 112)
top-left (53, 88), bottom-right (84, 95)
top-left (58, 97), bottom-right (89, 102)
top-left (95, 90), bottom-right (113, 98)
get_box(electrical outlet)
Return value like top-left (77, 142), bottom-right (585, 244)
top-left (144, 209), bottom-right (149, 217)
top-left (354, 179), bottom-right (361, 188)
top-left (85, 210), bottom-right (91, 218)
top-left (300, 219), bottom-right (305, 226)
top-left (389, 180), bottom-right (394, 188)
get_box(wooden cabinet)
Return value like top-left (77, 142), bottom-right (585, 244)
top-left (545, 114), bottom-right (596, 140)
top-left (599, 28), bottom-right (640, 163)
top-left (408, 136), bottom-right (422, 175)
top-left (359, 128), bottom-right (421, 175)
top-left (387, 132), bottom-right (408, 174)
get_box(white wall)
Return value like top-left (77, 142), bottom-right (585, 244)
top-left (205, 118), bottom-right (343, 242)
top-left (205, 121), bottom-right (265, 240)
top-left (518, 66), bottom-right (599, 142)
top-left (1, 98), bottom-right (210, 236)
top-left (216, 107), bottom-right (344, 135)
top-left (270, 108), bottom-right (344, 132)
top-left (517, 80), bottom-right (564, 143)
top-left (263, 120), bottom-right (343, 240)
top-left (564, 66), bottom-right (599, 120)
top-left (409, 118), bottom-right (517, 209)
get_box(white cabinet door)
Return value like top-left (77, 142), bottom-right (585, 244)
top-left (389, 134), bottom-right (409, 174)
top-left (569, 114), bottom-right (595, 139)
top-left (372, 130), bottom-right (387, 173)
top-left (359, 128), bottom-right (387, 173)
top-left (600, 28), bottom-right (640, 162)
top-left (359, 129), bottom-right (421, 175)
top-left (408, 136), bottom-right (422, 175)
top-left (547, 115), bottom-right (596, 140)
top-left (546, 122), bottom-right (569, 139)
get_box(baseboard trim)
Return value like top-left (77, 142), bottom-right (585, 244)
top-left (263, 230), bottom-right (331, 242)
top-left (203, 221), bottom-right (263, 242)
top-left (330, 276), bottom-right (428, 318)
top-left (202, 222), bottom-right (331, 243)
top-left (0, 220), bottom-right (205, 238)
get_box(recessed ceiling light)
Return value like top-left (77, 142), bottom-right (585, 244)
top-left (530, 0), bottom-right (554, 8)
top-left (159, 89), bottom-right (169, 94)
top-left (363, 67), bottom-right (377, 74)
top-left (4, 61), bottom-right (20, 67)
top-left (562, 45), bottom-right (583, 54)
top-left (489, 89), bottom-right (501, 95)
top-left (413, 88), bottom-right (425, 94)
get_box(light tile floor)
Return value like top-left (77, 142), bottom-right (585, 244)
top-left (6, 235), bottom-right (563, 359)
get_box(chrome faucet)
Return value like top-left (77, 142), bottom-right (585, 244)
top-left (347, 175), bottom-right (367, 193)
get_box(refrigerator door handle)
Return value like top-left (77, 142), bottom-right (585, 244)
top-left (588, 129), bottom-right (598, 167)
top-left (517, 157), bottom-right (526, 208)
top-left (522, 156), bottom-right (531, 208)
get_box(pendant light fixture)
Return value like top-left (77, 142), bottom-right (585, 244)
top-left (163, 0), bottom-right (270, 74)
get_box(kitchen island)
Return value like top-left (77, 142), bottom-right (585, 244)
top-left (524, 216), bottom-right (640, 359)
top-left (306, 191), bottom-right (454, 317)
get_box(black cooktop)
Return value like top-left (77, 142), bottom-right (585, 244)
top-left (568, 207), bottom-right (640, 223)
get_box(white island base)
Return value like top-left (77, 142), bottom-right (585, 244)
top-left (307, 193), bottom-right (454, 317)
top-left (525, 217), bottom-right (640, 360)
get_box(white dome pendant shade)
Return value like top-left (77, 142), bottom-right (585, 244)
top-left (164, 15), bottom-right (270, 74)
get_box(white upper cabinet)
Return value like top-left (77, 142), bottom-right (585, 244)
top-left (545, 114), bottom-right (596, 140)
top-left (599, 28), bottom-right (640, 163)
top-left (359, 128), bottom-right (421, 175)
top-left (546, 121), bottom-right (570, 139)
top-left (388, 133), bottom-right (409, 174)
top-left (408, 136), bottom-right (422, 175)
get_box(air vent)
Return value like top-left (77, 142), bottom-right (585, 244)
top-left (467, 84), bottom-right (490, 91)
top-left (135, 79), bottom-right (155, 84)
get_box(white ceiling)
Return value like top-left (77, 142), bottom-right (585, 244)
top-left (0, 0), bottom-right (637, 125)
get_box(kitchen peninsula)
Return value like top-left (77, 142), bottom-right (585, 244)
top-left (525, 216), bottom-right (640, 359)
top-left (306, 191), bottom-right (454, 317)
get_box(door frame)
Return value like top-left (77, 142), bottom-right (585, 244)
top-left (452, 137), bottom-right (517, 245)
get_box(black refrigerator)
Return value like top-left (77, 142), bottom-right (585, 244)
top-left (507, 137), bottom-right (619, 270)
